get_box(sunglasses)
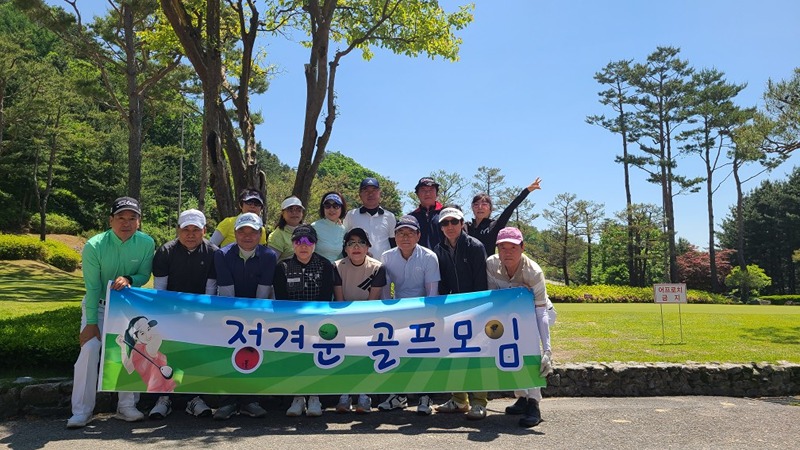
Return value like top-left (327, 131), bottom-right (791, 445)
top-left (345, 240), bottom-right (368, 248)
top-left (292, 237), bottom-right (316, 246)
top-left (440, 218), bottom-right (462, 227)
top-left (243, 200), bottom-right (263, 207)
top-left (323, 203), bottom-right (341, 209)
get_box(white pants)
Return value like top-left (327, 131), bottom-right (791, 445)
top-left (71, 297), bottom-right (137, 416)
top-left (515, 388), bottom-right (542, 401)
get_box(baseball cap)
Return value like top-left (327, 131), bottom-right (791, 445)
top-left (178, 209), bottom-right (206, 229)
top-left (241, 191), bottom-right (264, 205)
top-left (343, 227), bottom-right (371, 247)
top-left (281, 196), bottom-right (305, 210)
top-left (438, 207), bottom-right (464, 223)
top-left (395, 215), bottom-right (420, 231)
top-left (292, 224), bottom-right (318, 243)
top-left (323, 193), bottom-right (343, 205)
top-left (111, 197), bottom-right (141, 215)
top-left (360, 177), bottom-right (380, 190)
top-left (496, 227), bottom-right (524, 245)
top-left (414, 177), bottom-right (440, 192)
top-left (234, 212), bottom-right (263, 231)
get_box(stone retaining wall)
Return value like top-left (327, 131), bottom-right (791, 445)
top-left (2, 362), bottom-right (799, 419)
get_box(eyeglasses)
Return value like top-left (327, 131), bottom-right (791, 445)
top-left (243, 200), bottom-right (263, 207)
top-left (345, 240), bottom-right (368, 248)
top-left (292, 237), bottom-right (315, 246)
top-left (440, 218), bottom-right (462, 227)
top-left (323, 203), bottom-right (341, 209)
top-left (396, 231), bottom-right (417, 238)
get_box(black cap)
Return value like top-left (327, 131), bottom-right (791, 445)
top-left (240, 190), bottom-right (264, 205)
top-left (360, 177), bottom-right (380, 190)
top-left (111, 197), bottom-right (141, 215)
top-left (343, 227), bottom-right (371, 248)
top-left (414, 177), bottom-right (439, 193)
top-left (291, 224), bottom-right (318, 243)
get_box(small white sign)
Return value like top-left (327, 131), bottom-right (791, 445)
top-left (654, 283), bottom-right (687, 304)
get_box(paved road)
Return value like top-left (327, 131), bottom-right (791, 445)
top-left (2, 396), bottom-right (798, 449)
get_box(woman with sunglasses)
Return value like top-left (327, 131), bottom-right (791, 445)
top-left (210, 188), bottom-right (267, 247)
top-left (273, 225), bottom-right (335, 417)
top-left (311, 191), bottom-right (347, 262)
top-left (331, 227), bottom-right (387, 414)
top-left (468, 177), bottom-right (541, 253)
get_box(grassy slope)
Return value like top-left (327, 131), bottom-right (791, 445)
top-left (2, 260), bottom-right (798, 364)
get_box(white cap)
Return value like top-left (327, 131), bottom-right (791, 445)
top-left (234, 212), bottom-right (263, 230)
top-left (281, 196), bottom-right (305, 210)
top-left (439, 207), bottom-right (464, 223)
top-left (178, 209), bottom-right (206, 229)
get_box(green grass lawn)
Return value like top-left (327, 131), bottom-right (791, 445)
top-left (553, 303), bottom-right (800, 364)
top-left (2, 260), bottom-right (799, 369)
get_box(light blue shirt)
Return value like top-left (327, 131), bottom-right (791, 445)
top-left (312, 218), bottom-right (345, 262)
top-left (380, 245), bottom-right (440, 299)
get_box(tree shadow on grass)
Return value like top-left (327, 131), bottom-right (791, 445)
top-left (740, 326), bottom-right (800, 345)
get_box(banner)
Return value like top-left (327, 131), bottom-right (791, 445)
top-left (99, 286), bottom-right (545, 395)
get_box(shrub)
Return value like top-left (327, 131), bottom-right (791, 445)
top-left (758, 295), bottom-right (800, 306)
top-left (42, 241), bottom-right (81, 272)
top-left (140, 223), bottom-right (175, 249)
top-left (29, 212), bottom-right (82, 235)
top-left (0, 234), bottom-right (80, 272)
top-left (0, 234), bottom-right (46, 261)
top-left (725, 265), bottom-right (772, 302)
top-left (0, 307), bottom-right (80, 371)
top-left (547, 283), bottom-right (730, 304)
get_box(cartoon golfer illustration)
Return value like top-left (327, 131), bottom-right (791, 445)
top-left (116, 316), bottom-right (178, 392)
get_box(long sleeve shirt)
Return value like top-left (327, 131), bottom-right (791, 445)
top-left (82, 229), bottom-right (155, 324)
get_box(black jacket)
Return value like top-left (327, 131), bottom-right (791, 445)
top-left (434, 232), bottom-right (488, 295)
top-left (467, 188), bottom-right (532, 253)
top-left (410, 202), bottom-right (444, 250)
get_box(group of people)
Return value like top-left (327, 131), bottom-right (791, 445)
top-left (67, 175), bottom-right (554, 430)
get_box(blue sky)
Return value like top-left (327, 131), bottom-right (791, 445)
top-left (77, 1), bottom-right (800, 248)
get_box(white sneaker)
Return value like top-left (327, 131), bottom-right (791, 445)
top-left (416, 395), bottom-right (433, 416)
top-left (306, 396), bottom-right (323, 417)
top-left (115, 405), bottom-right (145, 422)
top-left (149, 396), bottom-right (172, 420)
top-left (240, 402), bottom-right (267, 418)
top-left (185, 396), bottom-right (212, 417)
top-left (355, 395), bottom-right (372, 414)
top-left (286, 396), bottom-right (306, 417)
top-left (66, 413), bottom-right (92, 429)
top-left (436, 398), bottom-right (469, 413)
top-left (466, 404), bottom-right (487, 420)
top-left (336, 394), bottom-right (352, 413)
top-left (377, 394), bottom-right (407, 411)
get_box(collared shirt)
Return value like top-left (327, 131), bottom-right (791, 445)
top-left (273, 253), bottom-right (335, 301)
top-left (486, 253), bottom-right (549, 307)
top-left (380, 245), bottom-right (440, 299)
top-left (215, 243), bottom-right (278, 298)
top-left (268, 226), bottom-right (296, 261)
top-left (213, 214), bottom-right (267, 247)
top-left (82, 229), bottom-right (155, 324)
top-left (152, 238), bottom-right (218, 294)
top-left (333, 255), bottom-right (387, 300)
top-left (343, 207), bottom-right (396, 258)
top-left (311, 218), bottom-right (345, 262)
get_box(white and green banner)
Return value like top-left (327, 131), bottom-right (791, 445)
top-left (99, 286), bottom-right (545, 394)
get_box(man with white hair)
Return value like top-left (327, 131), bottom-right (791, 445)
top-left (486, 226), bottom-right (556, 428)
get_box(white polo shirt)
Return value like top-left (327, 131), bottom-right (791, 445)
top-left (343, 207), bottom-right (396, 259)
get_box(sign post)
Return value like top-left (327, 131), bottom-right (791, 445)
top-left (653, 283), bottom-right (687, 343)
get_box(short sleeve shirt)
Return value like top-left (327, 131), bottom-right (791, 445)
top-left (380, 245), bottom-right (440, 299)
top-left (333, 256), bottom-right (387, 301)
top-left (343, 208), bottom-right (396, 259)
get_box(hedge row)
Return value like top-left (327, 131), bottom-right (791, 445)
top-left (0, 307), bottom-right (80, 371)
top-left (547, 283), bottom-right (731, 304)
top-left (758, 295), bottom-right (800, 305)
top-left (0, 234), bottom-right (81, 272)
